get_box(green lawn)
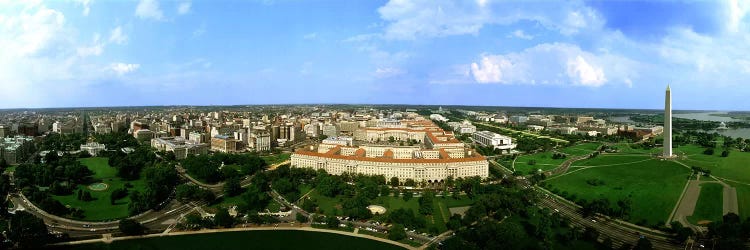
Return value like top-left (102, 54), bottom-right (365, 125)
top-left (734, 184), bottom-right (750, 220)
top-left (262, 153), bottom-right (292, 165)
top-left (688, 183), bottom-right (724, 225)
top-left (571, 155), bottom-right (652, 167)
top-left (308, 190), bottom-right (344, 216)
top-left (57, 230), bottom-right (405, 250)
top-left (51, 157), bottom-right (147, 221)
top-left (3, 165), bottom-right (16, 174)
top-left (545, 157), bottom-right (690, 226)
top-left (514, 142), bottom-right (601, 174)
top-left (609, 143), bottom-right (660, 155)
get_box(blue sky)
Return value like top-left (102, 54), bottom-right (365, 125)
top-left (1, 0), bottom-right (749, 110)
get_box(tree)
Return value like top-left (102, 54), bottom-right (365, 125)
top-left (239, 185), bottom-right (271, 213)
top-left (704, 148), bottom-right (715, 155)
top-left (176, 184), bottom-right (200, 202)
top-left (8, 211), bottom-right (49, 249)
top-left (326, 216), bottom-right (340, 229)
top-left (634, 237), bottom-right (653, 250)
top-left (722, 150), bottom-right (730, 157)
top-left (224, 177), bottom-right (243, 197)
top-left (388, 136), bottom-right (395, 143)
top-left (0, 158), bottom-right (8, 170)
top-left (296, 213), bottom-right (309, 223)
top-left (404, 178), bottom-right (416, 187)
top-left (418, 192), bottom-right (434, 215)
top-left (388, 224), bottom-right (407, 241)
top-left (110, 188), bottom-right (129, 205)
top-left (402, 190), bottom-right (413, 201)
top-left (119, 219), bottom-right (145, 235)
top-left (214, 208), bottom-right (234, 228)
top-left (81, 191), bottom-right (93, 201)
top-left (390, 177), bottom-right (400, 187)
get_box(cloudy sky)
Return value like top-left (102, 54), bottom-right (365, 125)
top-left (1, 0), bottom-right (749, 110)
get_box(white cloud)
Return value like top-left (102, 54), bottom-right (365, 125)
top-left (374, 67), bottom-right (406, 78)
top-left (193, 23), bottom-right (206, 37)
top-left (727, 0), bottom-right (750, 33)
top-left (77, 44), bottom-right (103, 57)
top-left (110, 63), bottom-right (140, 76)
top-left (178, 1), bottom-right (191, 15)
top-left (303, 33), bottom-right (318, 40)
top-left (135, 0), bottom-right (164, 21)
top-left (0, 2), bottom-right (110, 107)
top-left (75, 0), bottom-right (92, 16)
top-left (508, 29), bottom-right (533, 40)
top-left (469, 43), bottom-right (632, 87)
top-left (109, 26), bottom-right (127, 44)
top-left (470, 56), bottom-right (507, 83)
top-left (376, 0), bottom-right (603, 40)
top-left (566, 55), bottom-right (606, 86)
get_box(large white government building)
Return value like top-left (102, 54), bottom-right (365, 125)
top-left (292, 118), bottom-right (489, 183)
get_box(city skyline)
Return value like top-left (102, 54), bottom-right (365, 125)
top-left (1, 1), bottom-right (749, 110)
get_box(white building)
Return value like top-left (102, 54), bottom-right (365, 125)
top-left (151, 137), bottom-right (208, 159)
top-left (429, 114), bottom-right (449, 122)
top-left (80, 142), bottom-right (106, 156)
top-left (292, 144), bottom-right (488, 183)
top-left (548, 127), bottom-right (578, 135)
top-left (472, 131), bottom-right (516, 152)
top-left (322, 136), bottom-right (354, 146)
top-left (248, 131), bottom-right (271, 152)
top-left (509, 115), bottom-right (528, 124)
top-left (322, 124), bottom-right (338, 137)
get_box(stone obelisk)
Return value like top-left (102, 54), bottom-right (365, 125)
top-left (664, 85), bottom-right (672, 157)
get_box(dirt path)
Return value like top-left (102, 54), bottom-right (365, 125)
top-left (723, 185), bottom-right (739, 215)
top-left (671, 179), bottom-right (702, 231)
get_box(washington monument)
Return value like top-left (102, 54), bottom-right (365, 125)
top-left (664, 85), bottom-right (672, 157)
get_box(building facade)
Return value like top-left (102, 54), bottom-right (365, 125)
top-left (472, 131), bottom-right (516, 151)
top-left (292, 144), bottom-right (488, 183)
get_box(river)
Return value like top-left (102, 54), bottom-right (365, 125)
top-left (673, 112), bottom-right (750, 139)
top-left (672, 112), bottom-right (743, 122)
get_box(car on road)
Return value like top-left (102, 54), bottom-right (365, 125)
top-left (83, 224), bottom-right (91, 228)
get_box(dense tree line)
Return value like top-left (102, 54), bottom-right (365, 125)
top-left (39, 132), bottom-right (86, 151)
top-left (106, 146), bottom-right (157, 180)
top-left (706, 213), bottom-right (750, 250)
top-left (128, 163), bottom-right (179, 214)
top-left (182, 152), bottom-right (267, 184)
top-left (94, 132), bottom-right (139, 149)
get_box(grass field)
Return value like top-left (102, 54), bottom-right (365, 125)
top-left (262, 153), bottom-right (292, 165)
top-left (513, 142), bottom-right (602, 174)
top-left (571, 155), bottom-right (652, 167)
top-left (51, 157), bottom-right (147, 221)
top-left (687, 183), bottom-right (724, 225)
top-left (545, 156), bottom-right (690, 226)
top-left (57, 230), bottom-right (406, 250)
top-left (733, 184), bottom-right (750, 220)
top-left (674, 145), bottom-right (750, 219)
top-left (308, 189), bottom-right (474, 233)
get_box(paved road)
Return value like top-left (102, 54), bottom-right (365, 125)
top-left (537, 191), bottom-right (681, 250)
top-left (52, 225), bottom-right (416, 249)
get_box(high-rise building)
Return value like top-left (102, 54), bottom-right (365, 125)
top-left (664, 85), bottom-right (673, 157)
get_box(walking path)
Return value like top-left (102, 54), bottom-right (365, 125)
top-left (670, 179), bottom-right (702, 232)
top-left (51, 226), bottom-right (415, 250)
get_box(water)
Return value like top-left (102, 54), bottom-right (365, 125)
top-left (705, 128), bottom-right (750, 140)
top-left (673, 112), bottom-right (743, 122)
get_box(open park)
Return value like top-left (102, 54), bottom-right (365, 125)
top-left (512, 142), bottom-right (602, 174)
top-left (51, 157), bottom-right (147, 221)
top-left (540, 136), bottom-right (750, 229)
